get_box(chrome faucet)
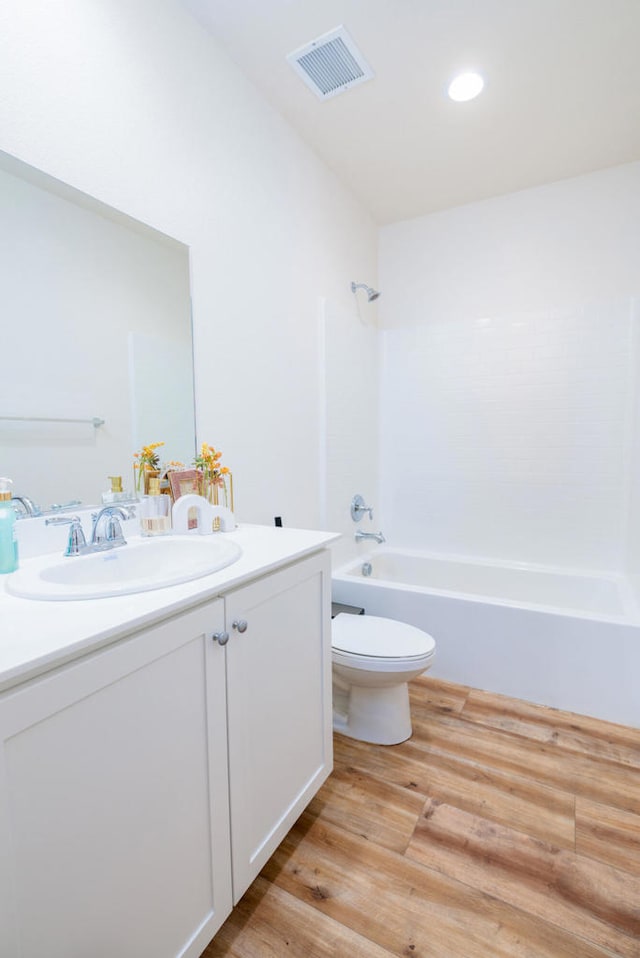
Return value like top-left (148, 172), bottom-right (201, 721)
top-left (355, 529), bottom-right (385, 544)
top-left (90, 505), bottom-right (135, 548)
top-left (46, 505), bottom-right (136, 557)
top-left (11, 495), bottom-right (40, 517)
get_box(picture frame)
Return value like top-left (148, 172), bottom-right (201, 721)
top-left (167, 468), bottom-right (201, 502)
top-left (167, 468), bottom-right (202, 530)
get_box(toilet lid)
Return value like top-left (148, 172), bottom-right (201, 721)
top-left (332, 613), bottom-right (435, 659)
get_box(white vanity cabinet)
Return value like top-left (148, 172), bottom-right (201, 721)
top-left (0, 599), bottom-right (232, 958)
top-left (224, 550), bottom-right (332, 902)
top-left (0, 548), bottom-right (332, 958)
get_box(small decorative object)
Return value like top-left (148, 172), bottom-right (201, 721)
top-left (161, 461), bottom-right (186, 498)
top-left (172, 494), bottom-right (215, 536)
top-left (193, 443), bottom-right (233, 528)
top-left (133, 442), bottom-right (164, 495)
top-left (167, 468), bottom-right (205, 531)
top-left (140, 477), bottom-right (172, 536)
top-left (193, 442), bottom-right (233, 512)
top-left (102, 475), bottom-right (134, 504)
top-left (167, 468), bottom-right (200, 502)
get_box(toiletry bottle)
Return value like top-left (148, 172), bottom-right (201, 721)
top-left (140, 477), bottom-right (172, 536)
top-left (0, 477), bottom-right (19, 573)
top-left (102, 476), bottom-right (131, 504)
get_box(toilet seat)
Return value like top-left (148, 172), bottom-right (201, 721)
top-left (332, 613), bottom-right (435, 672)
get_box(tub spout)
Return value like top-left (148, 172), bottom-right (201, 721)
top-left (355, 530), bottom-right (385, 544)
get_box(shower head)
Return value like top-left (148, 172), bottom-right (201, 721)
top-left (351, 281), bottom-right (381, 302)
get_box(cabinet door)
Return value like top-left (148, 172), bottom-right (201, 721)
top-left (0, 601), bottom-right (232, 958)
top-left (225, 550), bottom-right (333, 901)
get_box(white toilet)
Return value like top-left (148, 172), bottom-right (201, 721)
top-left (331, 613), bottom-right (436, 746)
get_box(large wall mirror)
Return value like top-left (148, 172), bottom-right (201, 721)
top-left (0, 152), bottom-right (196, 509)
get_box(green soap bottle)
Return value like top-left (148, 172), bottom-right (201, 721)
top-left (0, 477), bottom-right (18, 574)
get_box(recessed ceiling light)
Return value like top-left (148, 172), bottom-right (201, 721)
top-left (448, 72), bottom-right (484, 102)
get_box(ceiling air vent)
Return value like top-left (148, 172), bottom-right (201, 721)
top-left (286, 25), bottom-right (374, 100)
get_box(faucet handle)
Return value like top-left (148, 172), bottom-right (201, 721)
top-left (46, 515), bottom-right (87, 556)
top-left (91, 510), bottom-right (127, 546)
top-left (48, 499), bottom-right (82, 513)
top-left (66, 520), bottom-right (88, 556)
top-left (104, 514), bottom-right (126, 545)
top-left (351, 494), bottom-right (373, 522)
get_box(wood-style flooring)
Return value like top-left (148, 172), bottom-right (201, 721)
top-left (204, 676), bottom-right (640, 957)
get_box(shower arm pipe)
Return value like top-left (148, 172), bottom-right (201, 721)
top-left (350, 281), bottom-right (381, 302)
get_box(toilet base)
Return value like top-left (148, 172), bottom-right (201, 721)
top-left (333, 680), bottom-right (413, 745)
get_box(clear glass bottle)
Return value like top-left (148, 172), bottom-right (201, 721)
top-left (140, 477), bottom-right (172, 536)
top-left (102, 475), bottom-right (132, 504)
top-left (0, 477), bottom-right (19, 573)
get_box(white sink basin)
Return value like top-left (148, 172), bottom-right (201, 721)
top-left (7, 535), bottom-right (243, 601)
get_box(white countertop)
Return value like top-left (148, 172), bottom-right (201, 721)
top-left (0, 524), bottom-right (339, 693)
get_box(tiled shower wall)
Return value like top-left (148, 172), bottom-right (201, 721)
top-left (380, 302), bottom-right (635, 569)
top-left (322, 297), bottom-right (380, 566)
top-left (379, 162), bottom-right (640, 572)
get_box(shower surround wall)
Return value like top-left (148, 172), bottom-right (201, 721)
top-left (321, 297), bottom-right (380, 567)
top-left (379, 162), bottom-right (640, 572)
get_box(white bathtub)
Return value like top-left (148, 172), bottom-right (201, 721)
top-left (332, 548), bottom-right (640, 728)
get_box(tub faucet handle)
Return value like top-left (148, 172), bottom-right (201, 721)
top-left (351, 494), bottom-right (373, 522)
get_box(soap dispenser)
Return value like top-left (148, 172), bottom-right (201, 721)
top-left (102, 475), bottom-right (131, 504)
top-left (140, 477), bottom-right (172, 536)
top-left (0, 477), bottom-right (19, 573)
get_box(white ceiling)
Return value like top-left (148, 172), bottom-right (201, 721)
top-left (179, 0), bottom-right (640, 225)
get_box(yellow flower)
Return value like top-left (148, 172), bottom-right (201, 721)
top-left (133, 441), bottom-right (165, 490)
top-left (194, 442), bottom-right (228, 483)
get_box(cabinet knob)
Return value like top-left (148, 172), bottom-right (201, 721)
top-left (232, 619), bottom-right (248, 633)
top-left (211, 631), bottom-right (230, 646)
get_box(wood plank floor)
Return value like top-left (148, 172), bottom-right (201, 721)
top-left (203, 676), bottom-right (640, 957)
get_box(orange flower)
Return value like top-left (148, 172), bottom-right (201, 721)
top-left (194, 442), bottom-right (227, 483)
top-left (133, 441), bottom-right (165, 491)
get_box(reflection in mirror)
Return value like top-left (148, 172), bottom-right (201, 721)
top-left (0, 152), bottom-right (196, 510)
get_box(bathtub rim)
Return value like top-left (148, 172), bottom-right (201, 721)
top-left (333, 546), bottom-right (637, 626)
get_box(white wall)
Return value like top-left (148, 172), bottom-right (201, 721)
top-left (379, 163), bottom-right (640, 571)
top-left (321, 297), bottom-right (380, 566)
top-left (0, 0), bottom-right (378, 531)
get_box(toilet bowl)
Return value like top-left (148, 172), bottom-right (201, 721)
top-left (331, 613), bottom-right (436, 746)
